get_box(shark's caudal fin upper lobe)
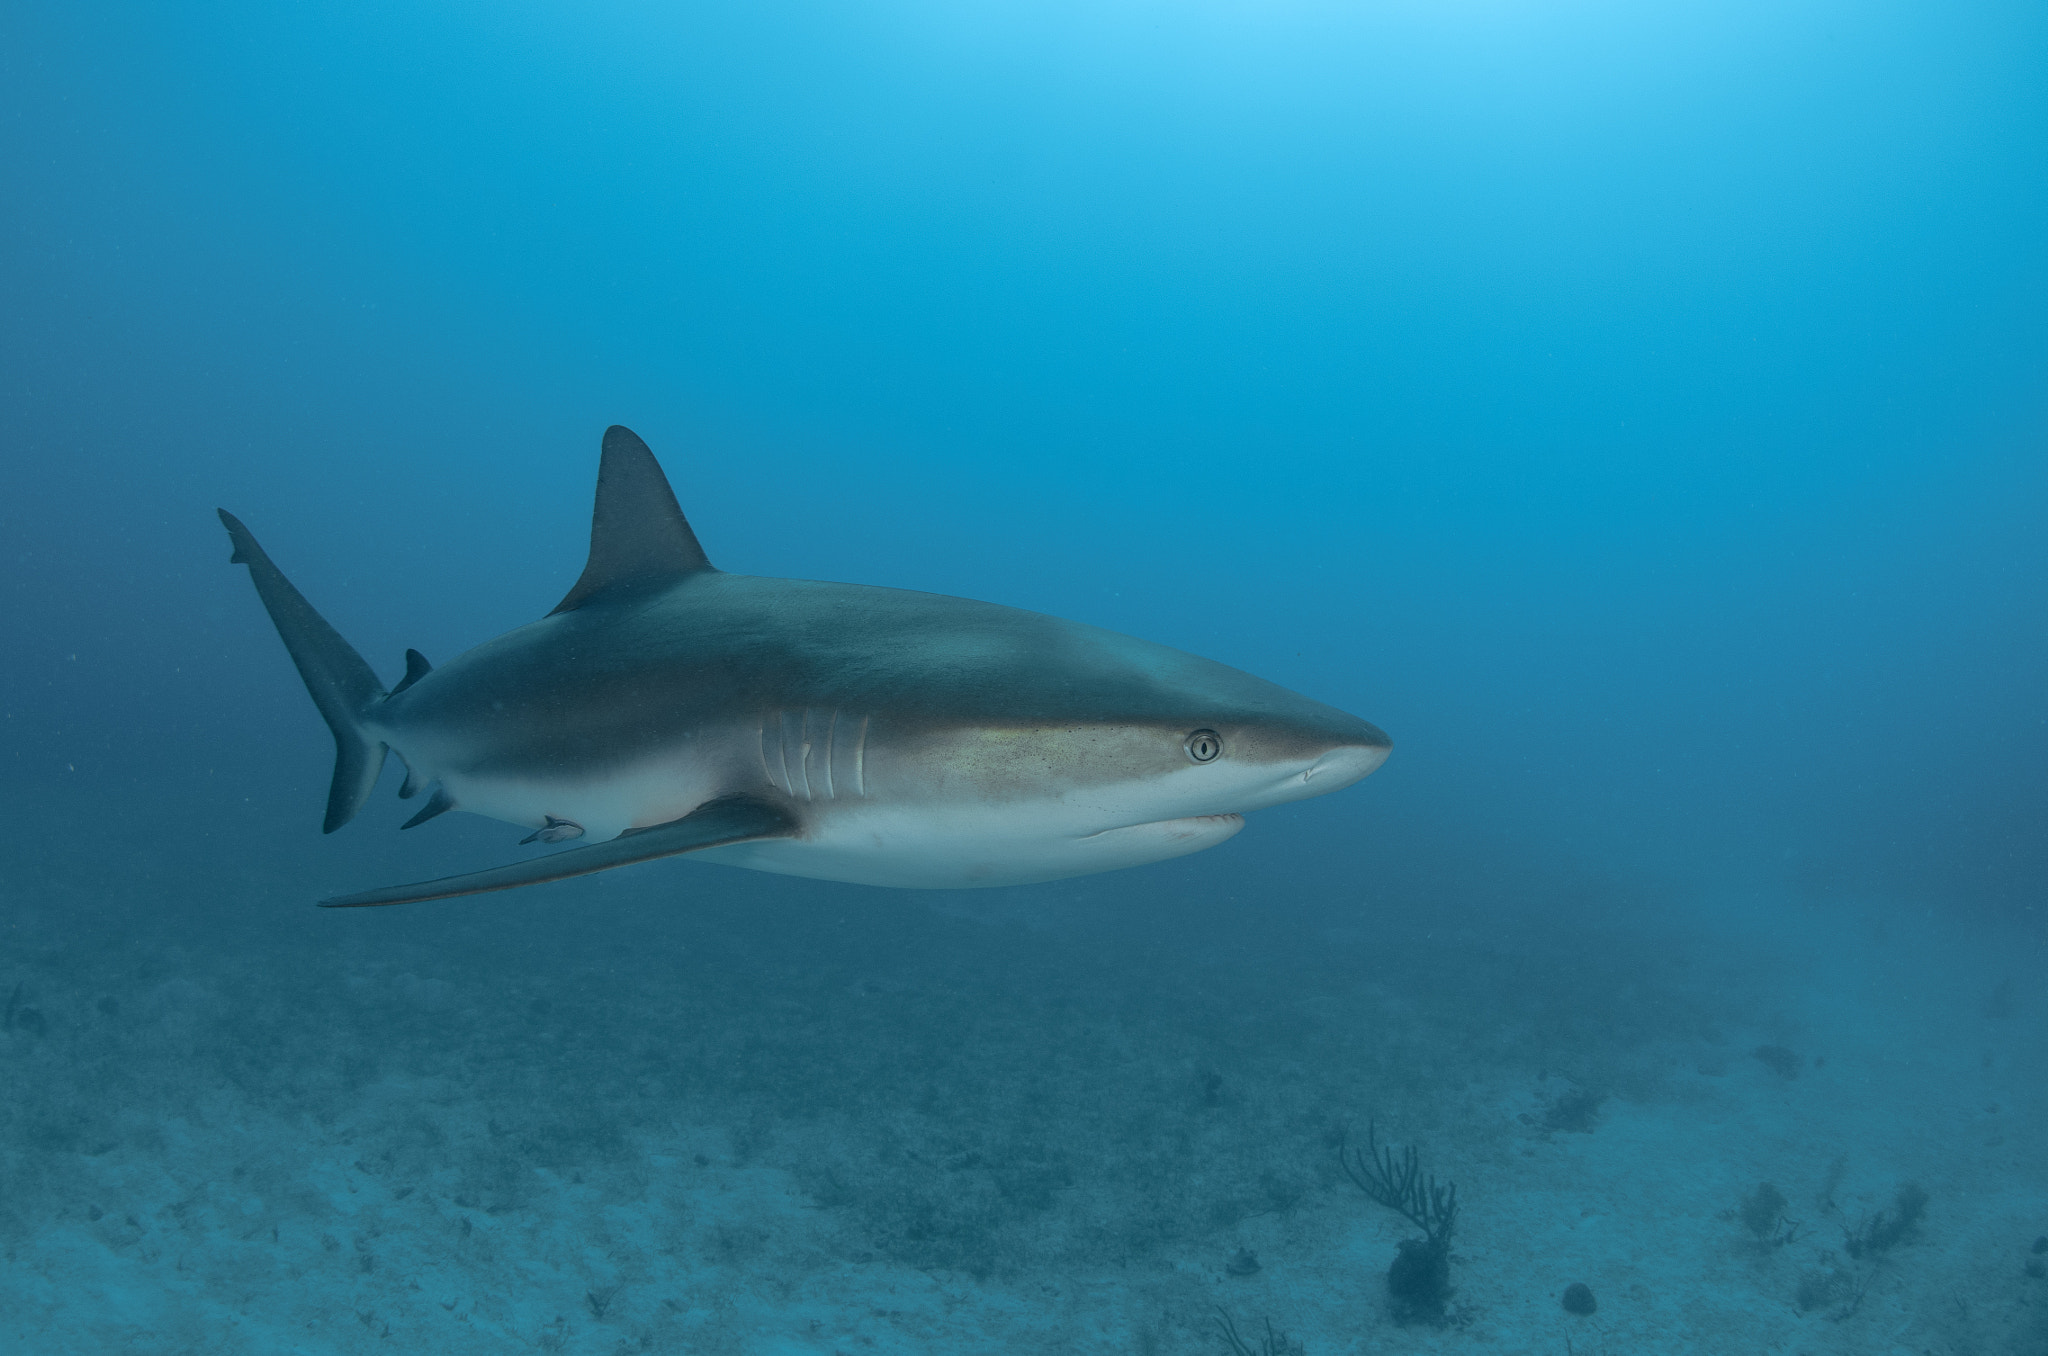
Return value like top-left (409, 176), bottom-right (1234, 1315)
top-left (217, 509), bottom-right (387, 833)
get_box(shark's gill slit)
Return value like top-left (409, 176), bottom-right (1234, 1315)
top-left (795, 707), bottom-right (815, 802)
top-left (822, 708), bottom-right (839, 800)
top-left (854, 713), bottom-right (870, 799)
top-left (774, 710), bottom-right (795, 798)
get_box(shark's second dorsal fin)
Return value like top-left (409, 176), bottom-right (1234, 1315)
top-left (549, 425), bottom-right (713, 615)
top-left (390, 648), bottom-right (432, 695)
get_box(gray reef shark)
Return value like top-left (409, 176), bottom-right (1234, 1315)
top-left (219, 426), bottom-right (1390, 907)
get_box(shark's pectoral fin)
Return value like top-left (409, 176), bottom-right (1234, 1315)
top-left (319, 795), bottom-right (798, 908)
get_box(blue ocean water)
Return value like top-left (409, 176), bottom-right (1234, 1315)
top-left (3, 0), bottom-right (2046, 1351)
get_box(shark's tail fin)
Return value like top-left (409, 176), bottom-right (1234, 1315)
top-left (217, 509), bottom-right (389, 832)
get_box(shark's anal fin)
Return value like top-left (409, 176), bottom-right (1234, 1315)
top-left (401, 787), bottom-right (456, 829)
top-left (549, 426), bottom-right (714, 615)
top-left (320, 795), bottom-right (797, 908)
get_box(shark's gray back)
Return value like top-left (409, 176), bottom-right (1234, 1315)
top-left (386, 571), bottom-right (1361, 778)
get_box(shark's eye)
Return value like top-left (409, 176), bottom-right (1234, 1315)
top-left (1184, 729), bottom-right (1222, 764)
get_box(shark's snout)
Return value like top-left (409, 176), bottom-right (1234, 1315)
top-left (1302, 736), bottom-right (1391, 790)
top-left (1220, 716), bottom-right (1390, 815)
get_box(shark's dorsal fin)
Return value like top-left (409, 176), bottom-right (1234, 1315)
top-left (549, 426), bottom-right (713, 615)
top-left (390, 648), bottom-right (432, 696)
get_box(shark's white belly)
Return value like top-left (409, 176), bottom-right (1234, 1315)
top-left (695, 802), bottom-right (1246, 888)
top-left (405, 751), bottom-right (1246, 890)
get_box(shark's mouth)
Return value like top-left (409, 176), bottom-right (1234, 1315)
top-left (698, 808), bottom-right (1248, 889)
top-left (1079, 813), bottom-right (1245, 844)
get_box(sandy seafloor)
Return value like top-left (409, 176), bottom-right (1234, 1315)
top-left (4, 786), bottom-right (2046, 1356)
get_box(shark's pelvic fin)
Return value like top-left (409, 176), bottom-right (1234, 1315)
top-left (390, 648), bottom-right (433, 695)
top-left (401, 787), bottom-right (456, 829)
top-left (320, 795), bottom-right (798, 908)
top-left (217, 509), bottom-right (388, 833)
top-left (549, 425), bottom-right (714, 615)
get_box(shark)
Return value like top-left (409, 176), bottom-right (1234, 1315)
top-left (219, 426), bottom-right (1390, 907)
